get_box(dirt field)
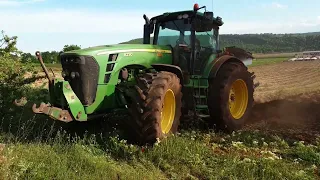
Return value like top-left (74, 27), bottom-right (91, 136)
top-left (250, 60), bottom-right (320, 103)
top-left (247, 60), bottom-right (320, 142)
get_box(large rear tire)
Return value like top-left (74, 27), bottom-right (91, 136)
top-left (125, 71), bottom-right (182, 145)
top-left (207, 62), bottom-right (254, 132)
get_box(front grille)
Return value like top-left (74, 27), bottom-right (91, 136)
top-left (60, 54), bottom-right (99, 106)
top-left (106, 63), bottom-right (115, 71)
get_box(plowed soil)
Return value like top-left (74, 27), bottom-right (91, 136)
top-left (250, 60), bottom-right (320, 103)
top-left (246, 60), bottom-right (320, 142)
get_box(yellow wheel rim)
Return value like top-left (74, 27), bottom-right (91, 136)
top-left (160, 89), bottom-right (176, 134)
top-left (229, 79), bottom-right (248, 119)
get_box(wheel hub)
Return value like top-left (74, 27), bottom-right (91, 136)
top-left (160, 89), bottom-right (176, 134)
top-left (229, 79), bottom-right (248, 119)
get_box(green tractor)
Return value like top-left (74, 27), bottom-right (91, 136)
top-left (15, 4), bottom-right (258, 144)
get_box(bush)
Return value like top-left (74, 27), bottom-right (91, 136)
top-left (0, 31), bottom-right (56, 142)
top-left (0, 56), bottom-right (39, 116)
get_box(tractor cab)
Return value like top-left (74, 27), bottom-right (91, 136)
top-left (143, 4), bottom-right (224, 75)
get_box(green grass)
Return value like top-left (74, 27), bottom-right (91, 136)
top-left (31, 63), bottom-right (61, 71)
top-left (1, 129), bottom-right (319, 179)
top-left (250, 57), bottom-right (288, 67)
top-left (253, 52), bottom-right (296, 59)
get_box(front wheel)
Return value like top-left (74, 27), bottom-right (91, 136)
top-left (125, 71), bottom-right (182, 145)
top-left (207, 62), bottom-right (254, 132)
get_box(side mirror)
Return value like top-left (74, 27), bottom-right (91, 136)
top-left (143, 14), bottom-right (154, 34)
top-left (204, 12), bottom-right (213, 20)
top-left (216, 16), bottom-right (224, 26)
top-left (143, 14), bottom-right (150, 24)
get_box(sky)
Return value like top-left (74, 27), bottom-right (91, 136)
top-left (0, 0), bottom-right (319, 53)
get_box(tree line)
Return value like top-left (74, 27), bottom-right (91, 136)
top-left (123, 32), bottom-right (320, 54)
top-left (2, 30), bottom-right (320, 64)
top-left (220, 33), bottom-right (320, 53)
top-left (20, 44), bottom-right (82, 64)
top-left (0, 31), bottom-right (82, 64)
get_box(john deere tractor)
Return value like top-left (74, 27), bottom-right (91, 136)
top-left (15, 4), bottom-right (258, 144)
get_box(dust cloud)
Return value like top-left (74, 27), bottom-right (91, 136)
top-left (246, 92), bottom-right (320, 142)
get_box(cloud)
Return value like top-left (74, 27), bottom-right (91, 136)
top-left (220, 18), bottom-right (320, 34)
top-left (3, 8), bottom-right (313, 36)
top-left (1, 8), bottom-right (319, 53)
top-left (0, 0), bottom-right (45, 6)
top-left (271, 2), bottom-right (288, 9)
top-left (261, 2), bottom-right (288, 9)
top-left (0, 9), bottom-right (160, 34)
top-left (298, 16), bottom-right (320, 27)
top-left (297, 16), bottom-right (320, 27)
top-left (0, 8), bottom-right (162, 52)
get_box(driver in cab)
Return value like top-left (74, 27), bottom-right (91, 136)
top-left (176, 33), bottom-right (201, 53)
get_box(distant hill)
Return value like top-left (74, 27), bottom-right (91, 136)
top-left (121, 32), bottom-right (320, 53)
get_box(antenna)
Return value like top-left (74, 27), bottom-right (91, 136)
top-left (212, 0), bottom-right (213, 11)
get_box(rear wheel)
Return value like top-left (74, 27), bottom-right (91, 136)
top-left (207, 62), bottom-right (254, 131)
top-left (125, 71), bottom-right (182, 145)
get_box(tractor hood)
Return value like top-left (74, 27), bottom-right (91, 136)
top-left (63, 44), bottom-right (172, 56)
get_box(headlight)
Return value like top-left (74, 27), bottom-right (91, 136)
top-left (61, 70), bottom-right (68, 78)
top-left (70, 72), bottom-right (76, 79)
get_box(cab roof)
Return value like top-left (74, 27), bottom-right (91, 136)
top-left (150, 10), bottom-right (224, 26)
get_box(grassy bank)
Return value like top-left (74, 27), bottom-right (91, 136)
top-left (251, 57), bottom-right (288, 67)
top-left (1, 127), bottom-right (319, 179)
top-left (253, 52), bottom-right (296, 59)
top-left (31, 63), bottom-right (61, 71)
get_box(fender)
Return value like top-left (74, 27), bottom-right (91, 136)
top-left (151, 64), bottom-right (184, 83)
top-left (208, 55), bottom-right (245, 78)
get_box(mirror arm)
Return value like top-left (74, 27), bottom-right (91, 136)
top-left (143, 14), bottom-right (150, 25)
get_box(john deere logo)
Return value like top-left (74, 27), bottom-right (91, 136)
top-left (124, 53), bottom-right (133, 57)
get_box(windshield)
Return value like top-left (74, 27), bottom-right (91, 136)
top-left (156, 19), bottom-right (217, 49)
